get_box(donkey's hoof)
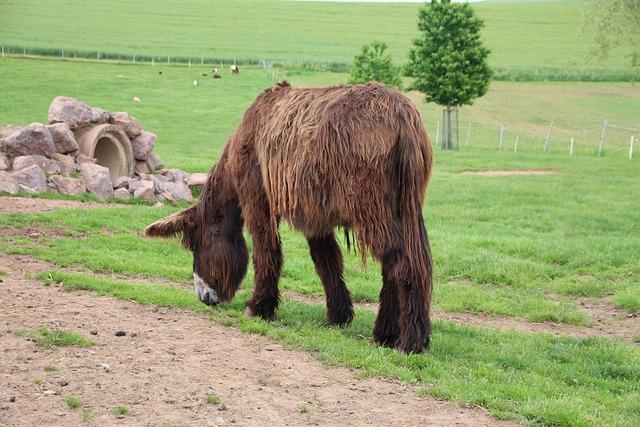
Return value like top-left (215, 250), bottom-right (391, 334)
top-left (244, 305), bottom-right (277, 321)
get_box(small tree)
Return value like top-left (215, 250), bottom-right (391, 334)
top-left (585, 0), bottom-right (640, 67)
top-left (405, 0), bottom-right (491, 149)
top-left (349, 41), bottom-right (402, 89)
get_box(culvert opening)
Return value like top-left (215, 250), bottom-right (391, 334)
top-left (75, 124), bottom-right (135, 181)
top-left (94, 137), bottom-right (122, 182)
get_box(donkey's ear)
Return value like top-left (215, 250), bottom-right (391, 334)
top-left (144, 206), bottom-right (196, 239)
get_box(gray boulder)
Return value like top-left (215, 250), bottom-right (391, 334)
top-left (132, 131), bottom-right (156, 160)
top-left (159, 191), bottom-right (176, 205)
top-left (0, 153), bottom-right (9, 171)
top-left (12, 155), bottom-right (61, 175)
top-left (146, 152), bottom-right (164, 171)
top-left (165, 181), bottom-right (193, 202)
top-left (113, 187), bottom-right (130, 200)
top-left (133, 179), bottom-right (155, 201)
top-left (80, 163), bottom-right (113, 200)
top-left (91, 108), bottom-right (110, 124)
top-left (10, 164), bottom-right (47, 194)
top-left (188, 172), bottom-right (208, 188)
top-left (113, 176), bottom-right (132, 190)
top-left (158, 168), bottom-right (190, 184)
top-left (4, 123), bottom-right (56, 158)
top-left (49, 175), bottom-right (85, 196)
top-left (134, 160), bottom-right (152, 176)
top-left (52, 153), bottom-right (77, 175)
top-left (0, 171), bottom-right (18, 195)
top-left (48, 96), bottom-right (109, 129)
top-left (48, 123), bottom-right (79, 153)
top-left (110, 112), bottom-right (142, 138)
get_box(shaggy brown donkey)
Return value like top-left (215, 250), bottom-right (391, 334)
top-left (145, 81), bottom-right (434, 353)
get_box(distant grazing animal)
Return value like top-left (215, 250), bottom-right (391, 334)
top-left (213, 68), bottom-right (221, 79)
top-left (202, 72), bottom-right (208, 77)
top-left (230, 64), bottom-right (239, 74)
top-left (132, 96), bottom-right (141, 103)
top-left (145, 81), bottom-right (433, 353)
top-left (193, 80), bottom-right (199, 87)
top-left (117, 74), bottom-right (124, 79)
top-left (159, 71), bottom-right (163, 75)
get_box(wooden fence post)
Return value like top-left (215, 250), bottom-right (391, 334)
top-left (499, 124), bottom-right (505, 151)
top-left (1, 46), bottom-right (4, 59)
top-left (570, 137), bottom-right (574, 156)
top-left (544, 121), bottom-right (554, 152)
top-left (435, 121), bottom-right (440, 148)
top-left (61, 50), bottom-right (64, 60)
top-left (598, 119), bottom-right (608, 157)
top-left (464, 122), bottom-right (472, 148)
top-left (514, 136), bottom-right (519, 152)
top-left (630, 136), bottom-right (635, 160)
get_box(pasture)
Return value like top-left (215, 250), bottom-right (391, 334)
top-left (1, 55), bottom-right (640, 425)
top-left (2, 0), bottom-right (640, 424)
top-left (0, 0), bottom-right (636, 76)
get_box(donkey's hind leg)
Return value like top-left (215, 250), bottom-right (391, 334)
top-left (307, 232), bottom-right (354, 326)
top-left (373, 248), bottom-right (401, 348)
top-left (376, 246), bottom-right (431, 354)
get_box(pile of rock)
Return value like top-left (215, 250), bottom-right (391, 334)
top-left (0, 97), bottom-right (203, 203)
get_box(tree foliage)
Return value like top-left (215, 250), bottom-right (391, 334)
top-left (405, 0), bottom-right (491, 107)
top-left (349, 41), bottom-right (402, 89)
top-left (585, 0), bottom-right (640, 67)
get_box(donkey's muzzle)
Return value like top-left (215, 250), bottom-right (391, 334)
top-left (194, 273), bottom-right (219, 306)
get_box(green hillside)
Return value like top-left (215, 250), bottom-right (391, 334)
top-left (0, 0), bottom-right (632, 72)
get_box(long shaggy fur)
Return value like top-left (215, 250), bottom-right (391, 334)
top-left (146, 81), bottom-right (434, 353)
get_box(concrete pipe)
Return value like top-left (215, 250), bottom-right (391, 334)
top-left (75, 124), bottom-right (135, 181)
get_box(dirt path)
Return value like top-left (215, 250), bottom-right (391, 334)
top-left (0, 254), bottom-right (514, 426)
top-left (0, 197), bottom-right (113, 214)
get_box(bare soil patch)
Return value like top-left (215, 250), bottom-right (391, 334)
top-left (459, 169), bottom-right (556, 176)
top-left (0, 253), bottom-right (513, 426)
top-left (0, 196), bottom-right (111, 214)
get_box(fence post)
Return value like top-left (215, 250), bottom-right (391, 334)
top-left (464, 122), bottom-right (472, 148)
top-left (435, 121), bottom-right (440, 148)
top-left (133, 53), bottom-right (136, 65)
top-left (498, 124), bottom-right (505, 151)
top-left (98, 52), bottom-right (100, 61)
top-left (514, 136), bottom-right (519, 152)
top-left (201, 56), bottom-right (204, 66)
top-left (23, 47), bottom-right (26, 57)
top-left (189, 59), bottom-right (191, 68)
top-left (598, 119), bottom-right (608, 157)
top-left (570, 137), bottom-right (574, 156)
top-left (152, 57), bottom-right (154, 67)
top-left (61, 50), bottom-right (64, 60)
top-left (544, 121), bottom-right (554, 152)
top-left (1, 46), bottom-right (4, 59)
top-left (167, 55), bottom-right (170, 65)
top-left (630, 136), bottom-right (635, 160)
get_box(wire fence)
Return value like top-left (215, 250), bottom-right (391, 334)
top-left (432, 119), bottom-right (639, 160)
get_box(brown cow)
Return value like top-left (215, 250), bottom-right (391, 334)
top-left (145, 81), bottom-right (434, 353)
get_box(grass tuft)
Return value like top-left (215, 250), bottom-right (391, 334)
top-left (205, 394), bottom-right (220, 405)
top-left (14, 327), bottom-right (96, 348)
top-left (112, 406), bottom-right (130, 416)
top-left (44, 364), bottom-right (58, 372)
top-left (66, 395), bottom-right (82, 409)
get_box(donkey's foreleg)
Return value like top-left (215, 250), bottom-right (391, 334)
top-left (244, 209), bottom-right (282, 321)
top-left (308, 233), bottom-right (354, 326)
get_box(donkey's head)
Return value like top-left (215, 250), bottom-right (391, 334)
top-left (144, 181), bottom-right (248, 306)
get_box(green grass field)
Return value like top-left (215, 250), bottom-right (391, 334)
top-left (0, 0), bottom-right (634, 74)
top-left (1, 42), bottom-right (640, 426)
top-left (1, 58), bottom-right (639, 173)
